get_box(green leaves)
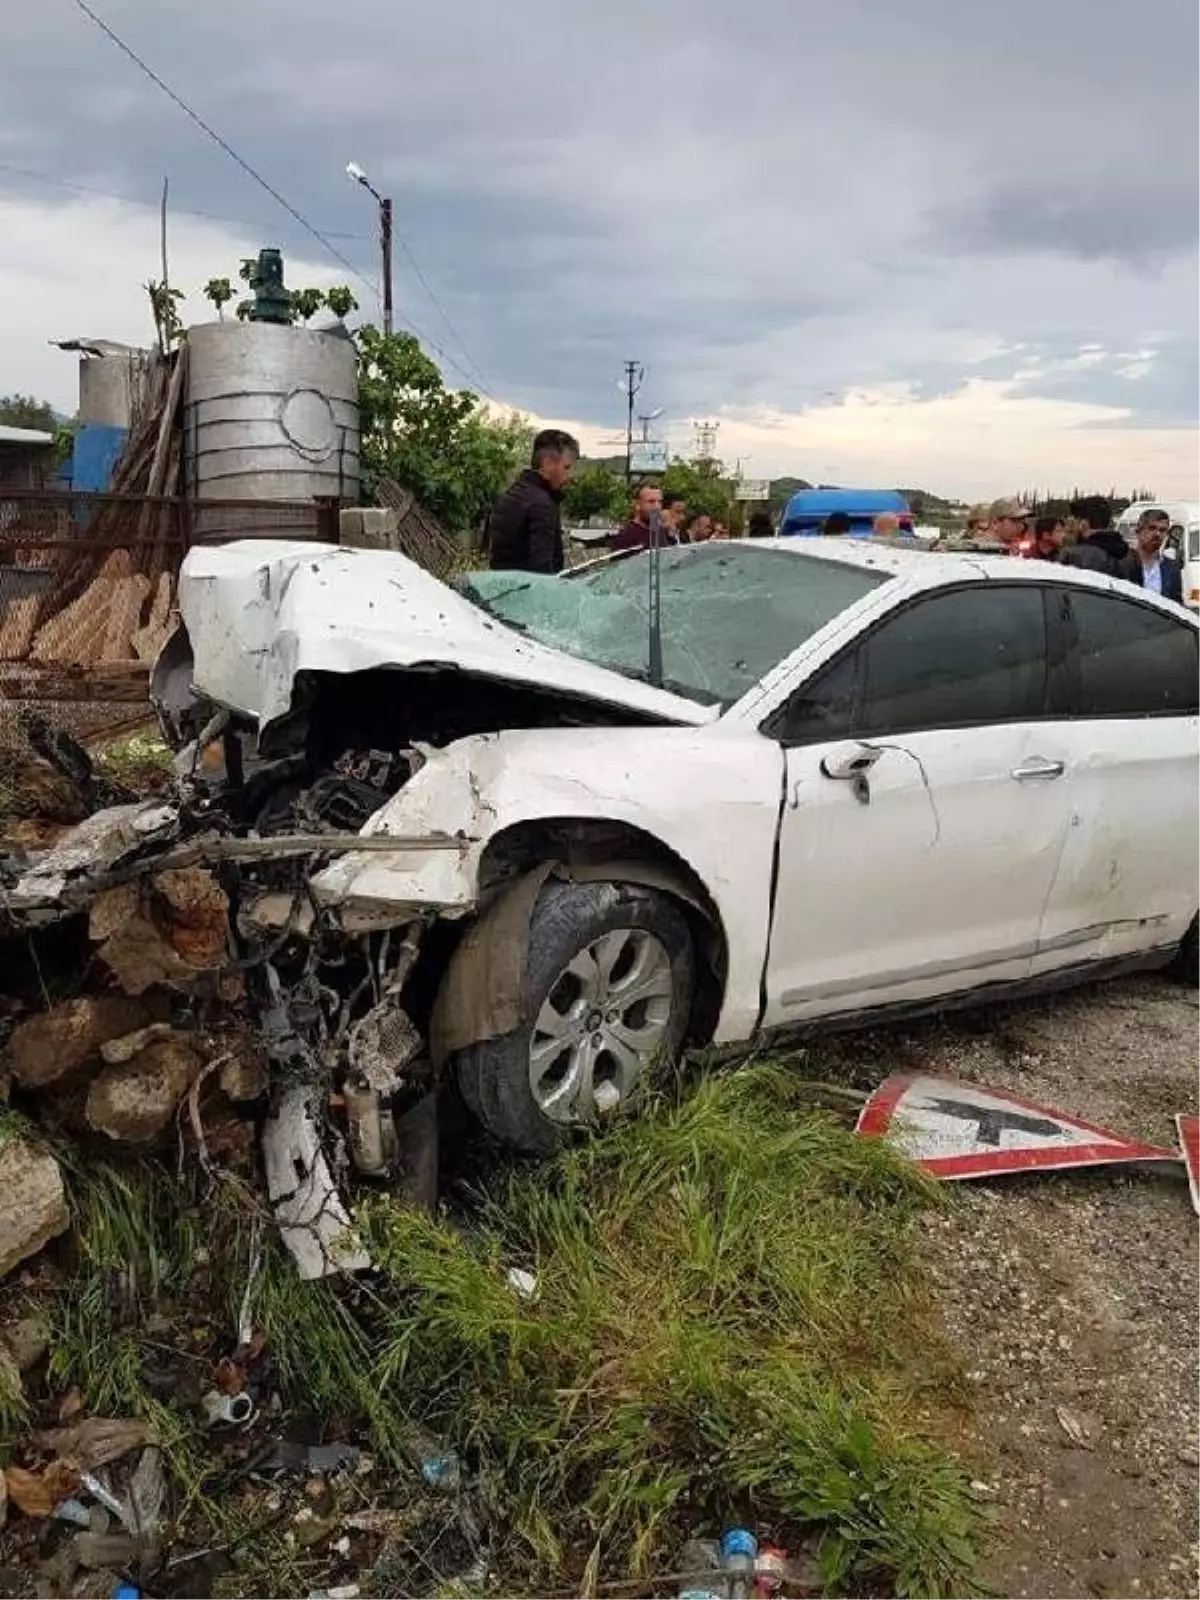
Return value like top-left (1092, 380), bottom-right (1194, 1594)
top-left (563, 463), bottom-right (628, 523)
top-left (0, 394), bottom-right (58, 432)
top-left (203, 277), bottom-right (234, 318)
top-left (355, 323), bottom-right (530, 532)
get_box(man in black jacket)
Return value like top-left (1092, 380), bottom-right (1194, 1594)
top-left (486, 429), bottom-right (579, 573)
top-left (1059, 495), bottom-right (1129, 577)
top-left (1120, 508), bottom-right (1184, 603)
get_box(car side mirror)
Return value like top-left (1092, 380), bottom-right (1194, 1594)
top-left (819, 741), bottom-right (882, 781)
top-left (819, 741), bottom-right (881, 805)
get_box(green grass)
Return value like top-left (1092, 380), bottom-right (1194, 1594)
top-left (90, 731), bottom-right (174, 791)
top-left (29, 1064), bottom-right (982, 1597)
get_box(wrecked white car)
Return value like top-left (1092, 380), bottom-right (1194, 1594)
top-left (6, 538), bottom-right (1198, 1176)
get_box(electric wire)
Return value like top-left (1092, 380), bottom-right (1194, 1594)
top-left (69, 0), bottom-right (498, 398)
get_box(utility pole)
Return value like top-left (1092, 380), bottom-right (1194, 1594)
top-left (380, 195), bottom-right (394, 337)
top-left (347, 162), bottom-right (393, 336)
top-left (622, 360), bottom-right (643, 482)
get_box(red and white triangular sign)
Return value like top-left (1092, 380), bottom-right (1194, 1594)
top-left (1176, 1115), bottom-right (1199, 1214)
top-left (857, 1074), bottom-right (1180, 1181)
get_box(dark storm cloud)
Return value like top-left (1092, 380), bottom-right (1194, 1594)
top-left (1, 0), bottom-right (1196, 428)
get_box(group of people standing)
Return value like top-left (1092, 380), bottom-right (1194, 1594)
top-left (485, 428), bottom-right (775, 573)
top-left (484, 432), bottom-right (1183, 607)
top-left (610, 484), bottom-right (770, 552)
top-left (965, 494), bottom-right (1183, 602)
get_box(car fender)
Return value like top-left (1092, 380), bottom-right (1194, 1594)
top-left (310, 724), bottom-right (784, 1043)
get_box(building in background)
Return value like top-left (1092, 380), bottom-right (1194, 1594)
top-left (0, 425), bottom-right (56, 493)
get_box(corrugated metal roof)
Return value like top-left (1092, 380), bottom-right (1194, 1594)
top-left (0, 425), bottom-right (55, 446)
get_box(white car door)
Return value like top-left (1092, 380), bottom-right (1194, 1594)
top-left (1032, 583), bottom-right (1199, 970)
top-left (758, 581), bottom-right (1074, 1026)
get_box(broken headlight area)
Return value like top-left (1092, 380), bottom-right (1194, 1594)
top-left (2, 718), bottom-right (457, 1284)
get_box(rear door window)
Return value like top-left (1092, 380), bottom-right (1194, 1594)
top-left (1064, 589), bottom-right (1198, 716)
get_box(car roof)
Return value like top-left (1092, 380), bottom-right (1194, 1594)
top-left (729, 536), bottom-right (1200, 624)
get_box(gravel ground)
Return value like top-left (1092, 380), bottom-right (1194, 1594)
top-left (862, 975), bottom-right (1198, 1600)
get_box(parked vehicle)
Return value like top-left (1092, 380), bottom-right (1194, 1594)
top-left (779, 488), bottom-right (914, 537)
top-left (1116, 500), bottom-right (1200, 611)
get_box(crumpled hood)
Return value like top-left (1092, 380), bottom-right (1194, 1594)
top-left (176, 541), bottom-right (712, 729)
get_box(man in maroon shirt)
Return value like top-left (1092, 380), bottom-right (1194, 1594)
top-left (611, 484), bottom-right (663, 552)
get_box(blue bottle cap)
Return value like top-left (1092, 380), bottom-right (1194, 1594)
top-left (720, 1528), bottom-right (758, 1559)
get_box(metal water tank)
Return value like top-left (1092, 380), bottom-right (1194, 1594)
top-left (184, 320), bottom-right (359, 535)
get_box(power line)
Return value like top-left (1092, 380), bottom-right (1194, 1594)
top-left (391, 231), bottom-right (493, 394)
top-left (71, 0), bottom-right (376, 295)
top-left (0, 160), bottom-right (368, 239)
top-left (68, 0), bottom-right (499, 399)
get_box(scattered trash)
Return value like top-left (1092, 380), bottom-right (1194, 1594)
top-left (720, 1528), bottom-right (758, 1599)
top-left (200, 1389), bottom-right (256, 1427)
top-left (236, 1216), bottom-right (266, 1349)
top-left (857, 1074), bottom-right (1181, 1179)
top-left (53, 1498), bottom-right (96, 1529)
top-left (262, 1085), bottom-right (371, 1280)
top-left (247, 1439), bottom-right (363, 1479)
top-left (32, 1416), bottom-right (151, 1471)
top-left (124, 1446), bottom-right (167, 1539)
top-left (402, 1426), bottom-right (460, 1492)
top-left (505, 1266), bottom-right (539, 1301)
top-left (1055, 1405), bottom-right (1096, 1450)
top-left (4, 1460), bottom-right (79, 1519)
top-left (73, 1531), bottom-right (138, 1571)
top-left (79, 1470), bottom-right (127, 1522)
top-left (753, 1545), bottom-right (789, 1596)
top-left (678, 1538), bottom-right (723, 1598)
top-left (112, 1585), bottom-right (142, 1599)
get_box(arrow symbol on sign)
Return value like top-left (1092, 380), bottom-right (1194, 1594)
top-left (923, 1098), bottom-right (1066, 1147)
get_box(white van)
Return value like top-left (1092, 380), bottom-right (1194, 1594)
top-left (1117, 500), bottom-right (1200, 611)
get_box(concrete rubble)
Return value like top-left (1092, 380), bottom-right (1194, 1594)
top-left (0, 1138), bottom-right (70, 1280)
top-left (4, 997), bottom-right (160, 1090)
top-left (85, 1035), bottom-right (204, 1144)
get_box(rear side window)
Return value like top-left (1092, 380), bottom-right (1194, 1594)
top-left (769, 584), bottom-right (1049, 742)
top-left (855, 586), bottom-right (1047, 737)
top-left (1066, 590), bottom-right (1198, 716)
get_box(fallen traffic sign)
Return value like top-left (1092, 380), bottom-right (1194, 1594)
top-left (857, 1074), bottom-right (1181, 1180)
top-left (1176, 1115), bottom-right (1199, 1214)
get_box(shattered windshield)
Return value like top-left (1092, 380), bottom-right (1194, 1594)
top-left (457, 544), bottom-right (888, 707)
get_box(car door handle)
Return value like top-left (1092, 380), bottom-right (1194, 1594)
top-left (1010, 758), bottom-right (1065, 781)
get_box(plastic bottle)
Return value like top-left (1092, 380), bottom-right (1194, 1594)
top-left (677, 1537), bottom-right (726, 1599)
top-left (752, 1545), bottom-right (788, 1597)
top-left (720, 1528), bottom-right (759, 1600)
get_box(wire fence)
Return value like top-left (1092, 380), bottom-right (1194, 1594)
top-left (0, 489), bottom-right (339, 753)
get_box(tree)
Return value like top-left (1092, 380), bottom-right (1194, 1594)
top-left (204, 278), bottom-right (235, 319)
top-left (325, 286), bottom-right (358, 320)
top-left (145, 280), bottom-right (185, 354)
top-left (660, 458), bottom-right (735, 523)
top-left (356, 323), bottom-right (530, 532)
top-left (289, 287), bottom-right (326, 324)
top-left (563, 462), bottom-right (627, 522)
top-left (0, 394), bottom-right (57, 432)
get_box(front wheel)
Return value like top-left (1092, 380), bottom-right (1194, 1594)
top-left (453, 880), bottom-right (695, 1154)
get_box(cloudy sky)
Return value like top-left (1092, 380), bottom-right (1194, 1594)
top-left (1, 0), bottom-right (1196, 498)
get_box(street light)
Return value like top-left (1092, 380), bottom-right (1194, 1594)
top-left (345, 159), bottom-right (393, 337)
top-left (637, 405), bottom-right (664, 441)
